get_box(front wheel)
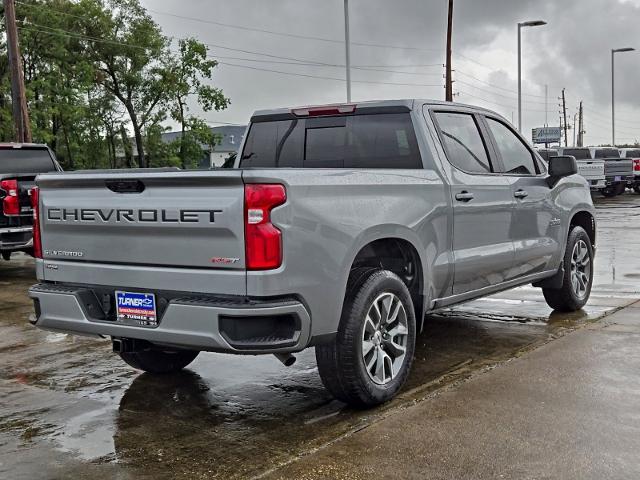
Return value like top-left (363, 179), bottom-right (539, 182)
top-left (316, 269), bottom-right (416, 408)
top-left (542, 226), bottom-right (593, 312)
top-left (119, 348), bottom-right (199, 374)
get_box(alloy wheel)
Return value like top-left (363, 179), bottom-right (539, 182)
top-left (361, 292), bottom-right (409, 385)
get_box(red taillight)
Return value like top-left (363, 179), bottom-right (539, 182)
top-left (30, 187), bottom-right (42, 259)
top-left (1, 179), bottom-right (19, 216)
top-left (633, 159), bottom-right (640, 171)
top-left (244, 184), bottom-right (286, 270)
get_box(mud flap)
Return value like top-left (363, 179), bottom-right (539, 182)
top-left (532, 264), bottom-right (565, 289)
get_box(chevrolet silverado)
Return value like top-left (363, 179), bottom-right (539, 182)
top-left (29, 100), bottom-right (596, 407)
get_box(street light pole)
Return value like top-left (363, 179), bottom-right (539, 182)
top-left (344, 0), bottom-right (352, 103)
top-left (611, 47), bottom-right (635, 146)
top-left (517, 20), bottom-right (547, 132)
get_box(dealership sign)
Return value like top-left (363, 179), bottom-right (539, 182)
top-left (532, 127), bottom-right (562, 144)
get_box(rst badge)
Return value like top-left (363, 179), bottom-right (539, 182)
top-left (115, 291), bottom-right (157, 327)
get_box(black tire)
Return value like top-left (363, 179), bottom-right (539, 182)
top-left (601, 187), bottom-right (617, 197)
top-left (542, 226), bottom-right (593, 312)
top-left (316, 269), bottom-right (416, 408)
top-left (1, 251), bottom-right (10, 261)
top-left (614, 183), bottom-right (627, 195)
top-left (634, 185), bottom-right (640, 194)
top-left (119, 348), bottom-right (199, 374)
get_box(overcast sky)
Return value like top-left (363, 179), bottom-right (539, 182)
top-left (141, 0), bottom-right (640, 146)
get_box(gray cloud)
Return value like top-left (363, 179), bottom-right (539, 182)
top-left (142, 0), bottom-right (640, 145)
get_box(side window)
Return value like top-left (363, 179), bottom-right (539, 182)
top-left (433, 112), bottom-right (492, 174)
top-left (486, 118), bottom-right (538, 175)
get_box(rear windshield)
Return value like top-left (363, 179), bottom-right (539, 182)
top-left (240, 113), bottom-right (422, 169)
top-left (0, 148), bottom-right (57, 174)
top-left (624, 149), bottom-right (640, 158)
top-left (537, 150), bottom-right (558, 162)
top-left (594, 148), bottom-right (620, 158)
top-left (561, 148), bottom-right (591, 160)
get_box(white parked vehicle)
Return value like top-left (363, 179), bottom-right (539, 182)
top-left (538, 148), bottom-right (605, 192)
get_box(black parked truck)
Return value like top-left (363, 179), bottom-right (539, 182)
top-left (0, 144), bottom-right (61, 261)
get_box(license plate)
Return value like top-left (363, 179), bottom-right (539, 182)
top-left (115, 291), bottom-right (157, 326)
top-left (615, 176), bottom-right (622, 182)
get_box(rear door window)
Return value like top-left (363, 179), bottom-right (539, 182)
top-left (486, 118), bottom-right (538, 175)
top-left (561, 148), bottom-right (591, 160)
top-left (240, 113), bottom-right (422, 169)
top-left (433, 112), bottom-right (493, 174)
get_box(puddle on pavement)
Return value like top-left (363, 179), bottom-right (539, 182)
top-left (1, 197), bottom-right (639, 480)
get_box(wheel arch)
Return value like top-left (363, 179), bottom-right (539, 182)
top-left (570, 210), bottom-right (596, 248)
top-left (345, 234), bottom-right (427, 331)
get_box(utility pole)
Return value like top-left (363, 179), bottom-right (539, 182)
top-left (561, 88), bottom-right (568, 147)
top-left (445, 0), bottom-right (454, 102)
top-left (577, 101), bottom-right (584, 147)
top-left (544, 84), bottom-right (548, 126)
top-left (3, 0), bottom-right (31, 143)
top-left (343, 0), bottom-right (352, 103)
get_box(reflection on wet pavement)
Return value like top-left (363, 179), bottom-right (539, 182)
top-left (1, 196), bottom-right (639, 480)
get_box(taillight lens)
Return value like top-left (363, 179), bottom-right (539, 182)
top-left (634, 159), bottom-right (640, 171)
top-left (1, 179), bottom-right (19, 216)
top-left (244, 184), bottom-right (286, 270)
top-left (30, 187), bottom-right (42, 259)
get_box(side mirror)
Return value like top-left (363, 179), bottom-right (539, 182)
top-left (547, 155), bottom-right (578, 187)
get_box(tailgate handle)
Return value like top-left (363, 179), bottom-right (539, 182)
top-left (106, 180), bottom-right (145, 194)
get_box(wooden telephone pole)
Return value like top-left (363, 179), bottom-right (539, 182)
top-left (3, 0), bottom-right (32, 143)
top-left (577, 101), bottom-right (585, 147)
top-left (445, 0), bottom-right (454, 102)
top-left (561, 88), bottom-right (568, 147)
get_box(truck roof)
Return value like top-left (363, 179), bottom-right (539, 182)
top-left (251, 99), bottom-right (499, 121)
top-left (0, 143), bottom-right (51, 149)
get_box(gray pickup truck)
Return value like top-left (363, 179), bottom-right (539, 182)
top-left (29, 100), bottom-right (596, 407)
top-left (0, 144), bottom-right (61, 261)
top-left (589, 147), bottom-right (633, 196)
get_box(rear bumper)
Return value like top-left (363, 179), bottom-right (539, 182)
top-left (588, 179), bottom-right (606, 190)
top-left (0, 226), bottom-right (32, 251)
top-left (29, 283), bottom-right (312, 354)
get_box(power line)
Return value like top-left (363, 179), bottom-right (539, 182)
top-left (17, 0), bottom-right (441, 53)
top-left (456, 70), bottom-right (546, 99)
top-left (16, 24), bottom-right (443, 89)
top-left (145, 6), bottom-right (442, 52)
top-left (458, 90), bottom-right (546, 113)
top-left (456, 79), bottom-right (547, 105)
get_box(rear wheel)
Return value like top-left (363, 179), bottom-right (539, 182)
top-left (601, 186), bottom-right (617, 197)
top-left (1, 252), bottom-right (10, 261)
top-left (542, 226), bottom-right (593, 312)
top-left (119, 348), bottom-right (199, 374)
top-left (634, 185), bottom-right (640, 194)
top-left (316, 269), bottom-right (416, 408)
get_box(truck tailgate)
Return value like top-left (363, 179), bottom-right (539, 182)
top-left (576, 160), bottom-right (604, 181)
top-left (603, 158), bottom-right (633, 177)
top-left (37, 170), bottom-right (246, 271)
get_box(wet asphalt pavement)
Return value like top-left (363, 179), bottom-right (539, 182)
top-left (1, 195), bottom-right (639, 480)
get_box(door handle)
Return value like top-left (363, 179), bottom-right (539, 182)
top-left (514, 189), bottom-right (529, 199)
top-left (455, 191), bottom-right (475, 202)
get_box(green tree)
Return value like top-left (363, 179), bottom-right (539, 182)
top-left (82, 0), bottom-right (171, 168)
top-left (165, 38), bottom-right (229, 168)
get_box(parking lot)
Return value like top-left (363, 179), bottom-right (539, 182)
top-left (1, 193), bottom-right (639, 480)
